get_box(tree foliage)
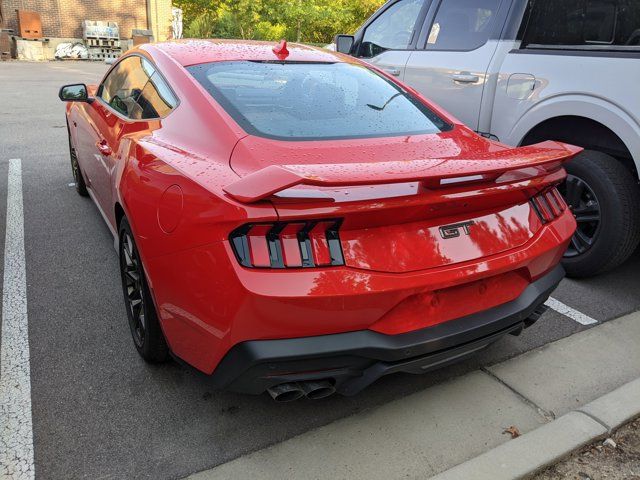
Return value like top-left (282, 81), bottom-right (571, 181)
top-left (174, 0), bottom-right (385, 44)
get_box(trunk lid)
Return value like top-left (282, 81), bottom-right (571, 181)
top-left (226, 130), bottom-right (580, 273)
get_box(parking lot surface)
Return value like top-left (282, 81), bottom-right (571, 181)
top-left (1, 61), bottom-right (640, 480)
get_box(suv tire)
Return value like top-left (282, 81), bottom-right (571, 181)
top-left (560, 150), bottom-right (640, 277)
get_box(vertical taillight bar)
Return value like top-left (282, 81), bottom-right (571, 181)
top-left (230, 220), bottom-right (344, 269)
top-left (309, 222), bottom-right (333, 266)
top-left (247, 225), bottom-right (271, 267)
top-left (280, 224), bottom-right (304, 267)
top-left (531, 188), bottom-right (567, 224)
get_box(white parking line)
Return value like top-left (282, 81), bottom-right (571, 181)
top-left (545, 297), bottom-right (598, 326)
top-left (0, 159), bottom-right (35, 479)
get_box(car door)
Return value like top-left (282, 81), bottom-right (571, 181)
top-left (403, 0), bottom-right (511, 130)
top-left (353, 0), bottom-right (431, 80)
top-left (76, 56), bottom-right (155, 211)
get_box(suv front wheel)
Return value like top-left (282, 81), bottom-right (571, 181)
top-left (559, 150), bottom-right (640, 277)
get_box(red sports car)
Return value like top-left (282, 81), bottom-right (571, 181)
top-left (59, 40), bottom-right (579, 401)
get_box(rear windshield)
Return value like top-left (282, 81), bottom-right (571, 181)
top-left (187, 61), bottom-right (451, 141)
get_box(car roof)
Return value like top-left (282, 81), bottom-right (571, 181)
top-left (145, 39), bottom-right (347, 67)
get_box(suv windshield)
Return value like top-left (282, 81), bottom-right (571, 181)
top-left (187, 61), bottom-right (450, 141)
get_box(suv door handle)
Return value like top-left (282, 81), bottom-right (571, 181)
top-left (96, 139), bottom-right (112, 156)
top-left (451, 73), bottom-right (479, 83)
top-left (384, 68), bottom-right (401, 77)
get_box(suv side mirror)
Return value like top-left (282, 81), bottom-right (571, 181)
top-left (59, 84), bottom-right (92, 103)
top-left (334, 35), bottom-right (355, 55)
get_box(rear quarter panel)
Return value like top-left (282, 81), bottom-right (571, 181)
top-left (110, 46), bottom-right (279, 262)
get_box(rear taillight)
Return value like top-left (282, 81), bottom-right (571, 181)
top-left (230, 220), bottom-right (345, 269)
top-left (531, 188), bottom-right (568, 223)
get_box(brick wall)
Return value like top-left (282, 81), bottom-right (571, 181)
top-left (148, 0), bottom-right (173, 42)
top-left (1, 0), bottom-right (173, 40)
top-left (1, 0), bottom-right (62, 36)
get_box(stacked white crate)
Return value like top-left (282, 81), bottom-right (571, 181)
top-left (82, 20), bottom-right (121, 61)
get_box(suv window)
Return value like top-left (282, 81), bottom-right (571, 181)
top-left (99, 56), bottom-right (177, 119)
top-left (521, 0), bottom-right (640, 48)
top-left (359, 0), bottom-right (425, 58)
top-left (426, 0), bottom-right (502, 51)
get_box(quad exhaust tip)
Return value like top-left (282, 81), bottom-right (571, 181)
top-left (267, 380), bottom-right (336, 402)
top-left (267, 383), bottom-right (305, 402)
top-left (300, 380), bottom-right (336, 400)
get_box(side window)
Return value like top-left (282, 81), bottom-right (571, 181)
top-left (359, 0), bottom-right (425, 58)
top-left (99, 56), bottom-right (152, 117)
top-left (426, 0), bottom-right (502, 51)
top-left (585, 0), bottom-right (617, 44)
top-left (99, 56), bottom-right (177, 119)
top-left (133, 73), bottom-right (178, 120)
top-left (521, 0), bottom-right (640, 48)
top-left (616, 0), bottom-right (640, 46)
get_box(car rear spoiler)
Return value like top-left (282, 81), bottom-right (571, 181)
top-left (223, 141), bottom-right (582, 203)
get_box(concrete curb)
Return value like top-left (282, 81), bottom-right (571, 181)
top-left (578, 377), bottom-right (640, 433)
top-left (430, 377), bottom-right (640, 480)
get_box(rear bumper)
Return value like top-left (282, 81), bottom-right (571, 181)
top-left (149, 210), bottom-right (573, 376)
top-left (209, 264), bottom-right (563, 396)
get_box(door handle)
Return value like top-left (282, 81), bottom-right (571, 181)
top-left (96, 139), bottom-right (112, 156)
top-left (384, 68), bottom-right (401, 77)
top-left (451, 72), bottom-right (479, 84)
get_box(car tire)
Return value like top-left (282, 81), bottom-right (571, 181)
top-left (560, 150), bottom-right (640, 278)
top-left (67, 126), bottom-right (89, 197)
top-left (118, 217), bottom-right (170, 363)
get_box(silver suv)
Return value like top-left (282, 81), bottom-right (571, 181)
top-left (335, 0), bottom-right (640, 277)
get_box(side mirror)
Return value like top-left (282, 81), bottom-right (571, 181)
top-left (59, 84), bottom-right (92, 103)
top-left (334, 34), bottom-right (355, 55)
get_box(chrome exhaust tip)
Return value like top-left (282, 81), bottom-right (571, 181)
top-left (267, 383), bottom-right (305, 402)
top-left (300, 380), bottom-right (336, 400)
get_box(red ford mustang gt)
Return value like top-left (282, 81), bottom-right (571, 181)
top-left (59, 40), bottom-right (579, 401)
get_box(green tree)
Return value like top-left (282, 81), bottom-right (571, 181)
top-left (180, 0), bottom-right (385, 44)
top-left (174, 0), bottom-right (222, 25)
top-left (186, 10), bottom-right (218, 38)
top-left (269, 0), bottom-right (333, 42)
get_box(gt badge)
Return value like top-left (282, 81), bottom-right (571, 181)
top-left (439, 221), bottom-right (475, 239)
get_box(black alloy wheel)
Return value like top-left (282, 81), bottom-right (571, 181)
top-left (67, 127), bottom-right (88, 196)
top-left (121, 231), bottom-right (146, 348)
top-left (559, 174), bottom-right (601, 258)
top-left (559, 150), bottom-right (640, 278)
top-left (118, 218), bottom-right (169, 362)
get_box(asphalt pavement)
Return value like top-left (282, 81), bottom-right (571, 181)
top-left (1, 61), bottom-right (639, 480)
